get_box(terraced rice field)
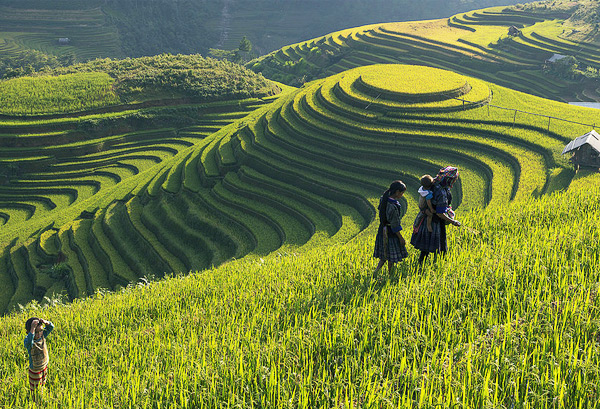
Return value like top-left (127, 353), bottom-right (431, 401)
top-left (0, 93), bottom-right (271, 312)
top-left (2, 63), bottom-right (597, 314)
top-left (0, 172), bottom-right (599, 408)
top-left (249, 4), bottom-right (600, 102)
top-left (0, 1), bottom-right (122, 61)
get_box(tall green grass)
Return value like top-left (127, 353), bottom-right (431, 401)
top-left (0, 73), bottom-right (120, 115)
top-left (0, 172), bottom-right (598, 408)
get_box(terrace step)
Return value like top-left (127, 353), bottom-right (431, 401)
top-left (0, 250), bottom-right (16, 313)
top-left (221, 172), bottom-right (314, 246)
top-left (127, 196), bottom-right (189, 274)
top-left (102, 200), bottom-right (171, 279)
top-left (237, 122), bottom-right (374, 228)
top-left (282, 75), bottom-right (545, 202)
top-left (274, 99), bottom-right (495, 207)
top-left (237, 166), bottom-right (340, 237)
top-left (24, 239), bottom-right (56, 300)
top-left (162, 151), bottom-right (193, 194)
top-left (58, 227), bottom-right (89, 299)
top-left (207, 181), bottom-right (281, 255)
top-left (0, 203), bottom-right (36, 225)
top-left (141, 196), bottom-right (215, 271)
top-left (70, 219), bottom-right (112, 292)
top-left (90, 208), bottom-right (131, 287)
top-left (179, 189), bottom-right (254, 259)
top-left (92, 206), bottom-right (138, 283)
top-left (7, 245), bottom-right (34, 310)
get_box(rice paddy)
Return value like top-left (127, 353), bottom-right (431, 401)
top-left (1, 2), bottom-right (600, 405)
top-left (0, 1), bottom-right (123, 62)
top-left (1, 62), bottom-right (597, 316)
top-left (248, 1), bottom-right (600, 103)
top-left (0, 73), bottom-right (120, 115)
top-left (0, 171), bottom-right (598, 408)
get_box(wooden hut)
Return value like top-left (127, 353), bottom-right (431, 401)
top-left (562, 130), bottom-right (600, 171)
top-left (508, 26), bottom-right (521, 36)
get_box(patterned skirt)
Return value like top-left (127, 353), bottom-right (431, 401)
top-left (410, 212), bottom-right (447, 253)
top-left (373, 227), bottom-right (409, 262)
top-left (28, 366), bottom-right (48, 391)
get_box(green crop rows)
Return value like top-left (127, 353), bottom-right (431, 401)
top-left (0, 2), bottom-right (123, 62)
top-left (0, 64), bottom-right (280, 309)
top-left (0, 72), bottom-right (120, 115)
top-left (0, 171), bottom-right (599, 407)
top-left (2, 62), bottom-right (596, 314)
top-left (1, 2), bottom-right (600, 404)
top-left (248, 3), bottom-right (600, 103)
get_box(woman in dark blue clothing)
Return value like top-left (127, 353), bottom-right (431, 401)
top-left (411, 166), bottom-right (461, 263)
top-left (373, 180), bottom-right (408, 274)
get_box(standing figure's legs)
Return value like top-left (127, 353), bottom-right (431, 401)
top-left (373, 259), bottom-right (386, 274)
top-left (419, 251), bottom-right (429, 264)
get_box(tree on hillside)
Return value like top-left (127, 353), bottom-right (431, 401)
top-left (239, 36), bottom-right (252, 53)
top-left (236, 36), bottom-right (253, 63)
top-left (210, 35), bottom-right (254, 64)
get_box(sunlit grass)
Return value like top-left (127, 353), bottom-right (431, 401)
top-left (0, 73), bottom-right (120, 115)
top-left (359, 64), bottom-right (468, 95)
top-left (0, 173), bottom-right (598, 408)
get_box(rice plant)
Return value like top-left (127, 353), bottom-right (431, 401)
top-left (0, 73), bottom-right (120, 115)
top-left (0, 172), bottom-right (598, 408)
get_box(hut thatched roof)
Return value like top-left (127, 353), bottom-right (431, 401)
top-left (562, 129), bottom-right (600, 155)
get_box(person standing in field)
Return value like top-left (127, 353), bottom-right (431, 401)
top-left (24, 317), bottom-right (54, 398)
top-left (411, 166), bottom-right (461, 263)
top-left (373, 180), bottom-right (409, 275)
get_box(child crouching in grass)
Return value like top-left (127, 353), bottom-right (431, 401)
top-left (24, 317), bottom-right (54, 399)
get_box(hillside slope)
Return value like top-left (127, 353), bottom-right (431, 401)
top-left (1, 62), bottom-right (597, 314)
top-left (0, 172), bottom-right (598, 407)
top-left (0, 55), bottom-right (281, 312)
top-left (0, 0), bottom-right (529, 66)
top-left (0, 3), bottom-right (599, 406)
top-left (248, 1), bottom-right (600, 102)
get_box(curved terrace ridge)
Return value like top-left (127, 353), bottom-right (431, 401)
top-left (0, 63), bottom-right (593, 314)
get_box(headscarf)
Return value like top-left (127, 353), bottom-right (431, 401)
top-left (433, 166), bottom-right (459, 188)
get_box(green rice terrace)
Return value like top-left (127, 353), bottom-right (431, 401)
top-left (0, 72), bottom-right (120, 115)
top-left (0, 54), bottom-right (280, 115)
top-left (0, 54), bottom-right (281, 313)
top-left (248, 1), bottom-right (600, 102)
top-left (1, 4), bottom-right (600, 405)
top-left (0, 61), bottom-right (597, 316)
top-left (0, 0), bottom-right (123, 62)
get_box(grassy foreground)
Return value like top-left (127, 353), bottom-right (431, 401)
top-left (0, 172), bottom-right (598, 408)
